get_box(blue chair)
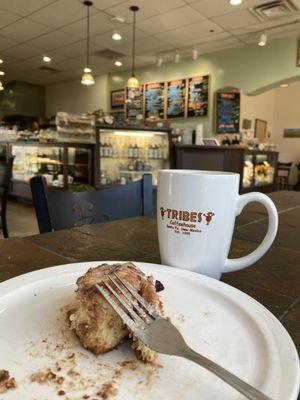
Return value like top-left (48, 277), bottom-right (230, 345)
top-left (30, 175), bottom-right (153, 233)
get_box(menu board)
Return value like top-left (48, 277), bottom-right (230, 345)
top-left (125, 86), bottom-right (144, 119)
top-left (215, 91), bottom-right (240, 134)
top-left (144, 82), bottom-right (165, 119)
top-left (187, 75), bottom-right (209, 117)
top-left (167, 79), bottom-right (186, 119)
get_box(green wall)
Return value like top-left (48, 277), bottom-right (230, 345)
top-left (107, 35), bottom-right (300, 137)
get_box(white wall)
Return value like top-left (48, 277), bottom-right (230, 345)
top-left (241, 90), bottom-right (276, 137)
top-left (45, 74), bottom-right (108, 117)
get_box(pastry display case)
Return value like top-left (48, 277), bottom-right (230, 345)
top-left (3, 142), bottom-right (94, 200)
top-left (242, 151), bottom-right (277, 191)
top-left (97, 125), bottom-right (171, 187)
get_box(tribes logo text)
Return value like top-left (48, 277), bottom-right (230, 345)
top-left (160, 207), bottom-right (215, 226)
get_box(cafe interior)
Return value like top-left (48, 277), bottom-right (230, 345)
top-left (0, 0), bottom-right (299, 399)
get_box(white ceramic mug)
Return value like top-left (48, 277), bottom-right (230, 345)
top-left (157, 170), bottom-right (278, 280)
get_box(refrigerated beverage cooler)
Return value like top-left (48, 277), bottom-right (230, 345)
top-left (97, 125), bottom-right (172, 187)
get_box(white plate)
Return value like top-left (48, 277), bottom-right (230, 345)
top-left (0, 261), bottom-right (299, 400)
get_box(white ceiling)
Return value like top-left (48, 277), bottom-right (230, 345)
top-left (0, 0), bottom-right (299, 86)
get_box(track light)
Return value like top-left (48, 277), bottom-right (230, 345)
top-left (230, 0), bottom-right (242, 4)
top-left (258, 32), bottom-right (267, 47)
top-left (157, 57), bottom-right (163, 67)
top-left (0, 71), bottom-right (5, 76)
top-left (174, 52), bottom-right (180, 64)
top-left (0, 59), bottom-right (3, 64)
top-left (192, 48), bottom-right (198, 60)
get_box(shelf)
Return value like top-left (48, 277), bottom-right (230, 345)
top-left (100, 155), bottom-right (166, 160)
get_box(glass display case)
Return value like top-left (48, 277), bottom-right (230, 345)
top-left (242, 151), bottom-right (277, 191)
top-left (6, 142), bottom-right (94, 200)
top-left (97, 126), bottom-right (171, 187)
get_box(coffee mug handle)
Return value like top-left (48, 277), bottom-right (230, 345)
top-left (224, 192), bottom-right (278, 273)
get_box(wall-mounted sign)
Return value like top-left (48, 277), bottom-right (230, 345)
top-left (125, 86), bottom-right (144, 119)
top-left (215, 90), bottom-right (240, 134)
top-left (111, 89), bottom-right (125, 108)
top-left (187, 75), bottom-right (209, 118)
top-left (144, 82), bottom-right (166, 119)
top-left (284, 128), bottom-right (300, 138)
top-left (166, 79), bottom-right (186, 119)
top-left (255, 119), bottom-right (267, 142)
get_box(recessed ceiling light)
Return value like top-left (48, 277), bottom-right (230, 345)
top-left (112, 31), bottom-right (122, 40)
top-left (115, 60), bottom-right (122, 66)
top-left (230, 0), bottom-right (242, 5)
top-left (0, 71), bottom-right (5, 76)
top-left (280, 83), bottom-right (289, 88)
top-left (0, 59), bottom-right (3, 64)
top-left (43, 56), bottom-right (52, 62)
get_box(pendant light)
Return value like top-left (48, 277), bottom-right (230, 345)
top-left (127, 6), bottom-right (139, 89)
top-left (81, 0), bottom-right (95, 86)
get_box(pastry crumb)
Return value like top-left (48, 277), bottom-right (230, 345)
top-left (0, 370), bottom-right (17, 394)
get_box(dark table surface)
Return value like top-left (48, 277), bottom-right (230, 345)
top-left (0, 191), bottom-right (299, 354)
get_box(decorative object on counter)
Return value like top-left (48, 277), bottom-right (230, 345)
top-left (81, 1), bottom-right (95, 86)
top-left (283, 128), bottom-right (300, 138)
top-left (231, 134), bottom-right (241, 145)
top-left (127, 6), bottom-right (139, 89)
top-left (181, 129), bottom-right (193, 145)
top-left (56, 112), bottom-right (95, 143)
top-left (187, 75), bottom-right (209, 117)
top-left (215, 88), bottom-right (240, 134)
top-left (222, 134), bottom-right (232, 145)
top-left (255, 119), bottom-right (267, 142)
top-left (111, 89), bottom-right (125, 108)
top-left (166, 79), bottom-right (186, 119)
top-left (195, 124), bottom-right (204, 145)
top-left (145, 82), bottom-right (166, 119)
top-left (202, 138), bottom-right (219, 146)
top-left (0, 127), bottom-right (19, 142)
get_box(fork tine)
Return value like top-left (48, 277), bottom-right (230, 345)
top-left (108, 275), bottom-right (152, 324)
top-left (103, 282), bottom-right (147, 327)
top-left (112, 272), bottom-right (160, 318)
top-left (95, 284), bottom-right (140, 334)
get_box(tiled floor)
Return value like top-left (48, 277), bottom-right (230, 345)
top-left (1, 201), bottom-right (39, 238)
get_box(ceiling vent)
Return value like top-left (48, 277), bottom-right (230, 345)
top-left (250, 0), bottom-right (298, 21)
top-left (94, 49), bottom-right (125, 59)
top-left (38, 66), bottom-right (61, 73)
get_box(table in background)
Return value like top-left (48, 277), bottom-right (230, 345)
top-left (0, 191), bottom-right (299, 353)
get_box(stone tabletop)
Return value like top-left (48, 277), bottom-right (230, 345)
top-left (0, 191), bottom-right (299, 353)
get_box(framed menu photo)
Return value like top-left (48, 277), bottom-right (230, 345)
top-left (125, 86), bottom-right (144, 119)
top-left (166, 79), bottom-right (186, 119)
top-left (144, 82), bottom-right (166, 119)
top-left (255, 119), bottom-right (267, 142)
top-left (187, 75), bottom-right (209, 118)
top-left (111, 89), bottom-right (125, 108)
top-left (215, 90), bottom-right (240, 134)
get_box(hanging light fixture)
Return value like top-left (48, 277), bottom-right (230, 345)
top-left (258, 31), bottom-right (267, 47)
top-left (127, 6), bottom-right (139, 89)
top-left (81, 0), bottom-right (95, 86)
top-left (157, 57), bottom-right (163, 67)
top-left (0, 81), bottom-right (4, 91)
top-left (174, 51), bottom-right (180, 64)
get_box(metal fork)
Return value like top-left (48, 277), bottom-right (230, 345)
top-left (95, 273), bottom-right (273, 400)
